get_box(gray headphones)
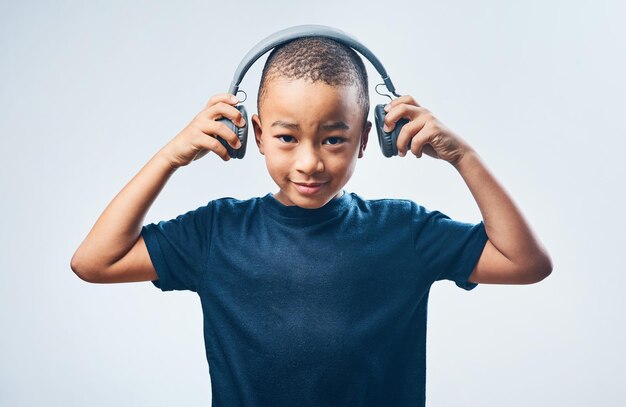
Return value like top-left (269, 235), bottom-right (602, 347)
top-left (216, 24), bottom-right (409, 159)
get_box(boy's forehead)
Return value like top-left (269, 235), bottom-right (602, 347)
top-left (261, 79), bottom-right (360, 125)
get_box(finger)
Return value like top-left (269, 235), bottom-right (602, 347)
top-left (383, 104), bottom-right (418, 132)
top-left (204, 93), bottom-right (239, 110)
top-left (201, 133), bottom-right (231, 161)
top-left (199, 119), bottom-right (242, 149)
top-left (409, 127), bottom-right (435, 158)
top-left (206, 102), bottom-right (246, 127)
top-left (396, 118), bottom-right (426, 157)
top-left (385, 95), bottom-right (421, 110)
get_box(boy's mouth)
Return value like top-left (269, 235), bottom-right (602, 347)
top-left (293, 182), bottom-right (324, 186)
top-left (292, 181), bottom-right (326, 195)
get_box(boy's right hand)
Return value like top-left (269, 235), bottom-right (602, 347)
top-left (160, 93), bottom-right (246, 168)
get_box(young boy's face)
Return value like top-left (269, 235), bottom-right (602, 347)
top-left (251, 78), bottom-right (372, 209)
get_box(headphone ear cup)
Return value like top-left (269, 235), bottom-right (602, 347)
top-left (374, 104), bottom-right (411, 157)
top-left (233, 105), bottom-right (248, 159)
top-left (374, 104), bottom-right (395, 157)
top-left (215, 105), bottom-right (248, 159)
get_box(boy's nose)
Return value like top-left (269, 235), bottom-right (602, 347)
top-left (294, 146), bottom-right (324, 175)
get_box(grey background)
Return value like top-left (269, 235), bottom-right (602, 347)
top-left (1, 0), bottom-right (624, 405)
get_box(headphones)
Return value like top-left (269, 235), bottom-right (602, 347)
top-left (216, 24), bottom-right (409, 159)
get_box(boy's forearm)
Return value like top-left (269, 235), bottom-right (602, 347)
top-left (452, 149), bottom-right (552, 270)
top-left (71, 149), bottom-right (177, 275)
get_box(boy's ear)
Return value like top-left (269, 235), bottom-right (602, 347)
top-left (358, 120), bottom-right (372, 159)
top-left (251, 113), bottom-right (264, 155)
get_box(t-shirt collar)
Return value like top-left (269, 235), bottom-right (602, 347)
top-left (261, 189), bottom-right (352, 223)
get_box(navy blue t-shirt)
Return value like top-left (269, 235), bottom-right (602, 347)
top-left (141, 190), bottom-right (488, 406)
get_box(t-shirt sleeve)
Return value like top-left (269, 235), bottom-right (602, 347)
top-left (411, 201), bottom-right (489, 291)
top-left (140, 201), bottom-right (214, 292)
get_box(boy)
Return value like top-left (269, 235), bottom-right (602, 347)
top-left (71, 36), bottom-right (552, 406)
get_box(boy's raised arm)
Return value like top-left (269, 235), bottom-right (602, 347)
top-left (453, 150), bottom-right (553, 284)
top-left (383, 95), bottom-right (553, 285)
top-left (70, 151), bottom-right (175, 283)
top-left (70, 93), bottom-right (245, 283)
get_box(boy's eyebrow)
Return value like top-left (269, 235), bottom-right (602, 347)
top-left (271, 120), bottom-right (350, 131)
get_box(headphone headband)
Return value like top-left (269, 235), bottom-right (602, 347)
top-left (227, 24), bottom-right (401, 98)
top-left (216, 24), bottom-right (407, 159)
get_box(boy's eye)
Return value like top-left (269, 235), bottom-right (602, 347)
top-left (277, 135), bottom-right (295, 143)
top-left (275, 135), bottom-right (346, 145)
top-left (323, 136), bottom-right (345, 145)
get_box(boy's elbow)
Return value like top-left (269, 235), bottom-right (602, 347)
top-left (528, 254), bottom-right (553, 283)
top-left (70, 254), bottom-right (100, 283)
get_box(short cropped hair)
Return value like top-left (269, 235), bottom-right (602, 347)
top-left (257, 36), bottom-right (370, 129)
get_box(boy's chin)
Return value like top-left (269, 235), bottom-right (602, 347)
top-left (279, 186), bottom-right (342, 209)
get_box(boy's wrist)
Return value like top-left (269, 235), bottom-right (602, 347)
top-left (452, 148), bottom-right (479, 173)
top-left (154, 149), bottom-right (180, 174)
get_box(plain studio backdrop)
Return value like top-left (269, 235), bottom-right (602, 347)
top-left (1, 0), bottom-right (624, 405)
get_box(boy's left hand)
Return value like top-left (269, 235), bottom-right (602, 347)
top-left (383, 95), bottom-right (472, 167)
